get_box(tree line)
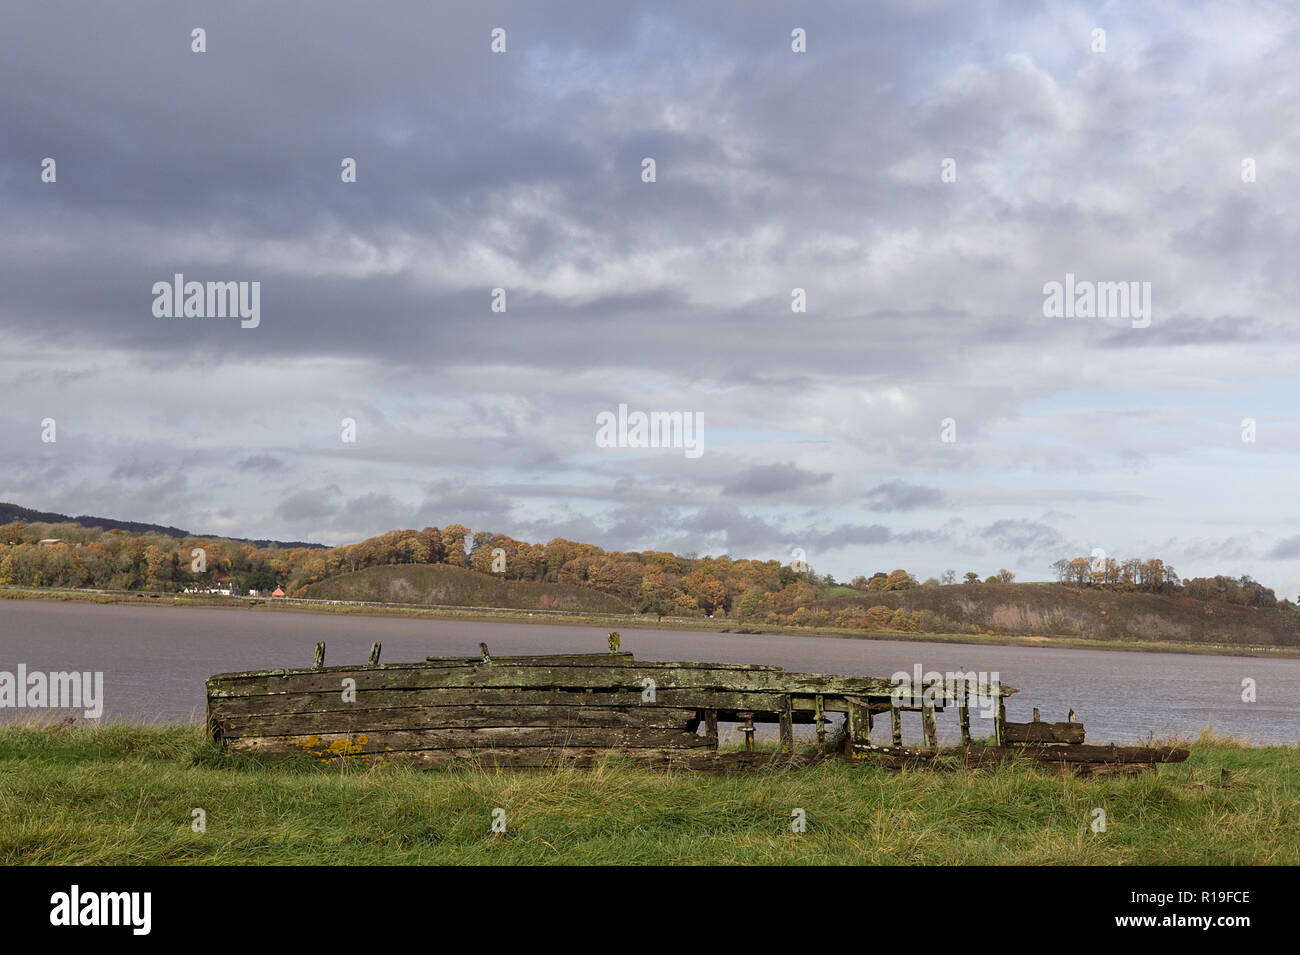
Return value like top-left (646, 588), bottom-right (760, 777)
top-left (1050, 554), bottom-right (1278, 607)
top-left (0, 520), bottom-right (1285, 624)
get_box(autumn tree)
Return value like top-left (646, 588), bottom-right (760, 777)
top-left (884, 569), bottom-right (917, 591)
top-left (144, 545), bottom-right (172, 587)
top-left (638, 569), bottom-right (679, 619)
top-left (440, 524), bottom-right (470, 567)
top-left (681, 570), bottom-right (728, 615)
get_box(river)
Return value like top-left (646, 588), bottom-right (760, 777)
top-left (2, 599), bottom-right (1298, 744)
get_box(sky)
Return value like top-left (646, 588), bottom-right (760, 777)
top-left (3, 0), bottom-right (1299, 594)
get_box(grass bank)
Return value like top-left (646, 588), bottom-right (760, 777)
top-left (1, 724), bottom-right (1296, 865)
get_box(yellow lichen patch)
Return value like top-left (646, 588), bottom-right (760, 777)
top-left (286, 734), bottom-right (371, 758)
top-left (325, 735), bottom-right (368, 756)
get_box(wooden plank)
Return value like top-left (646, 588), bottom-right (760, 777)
top-left (779, 695), bottom-right (794, 754)
top-left (207, 663), bottom-right (978, 700)
top-left (207, 686), bottom-right (828, 717)
top-left (850, 743), bottom-right (1191, 768)
top-left (954, 744), bottom-right (1190, 765)
top-left (210, 652), bottom-right (636, 681)
top-left (226, 725), bottom-right (712, 757)
top-left (890, 703), bottom-right (902, 747)
top-left (1004, 721), bottom-right (1086, 744)
top-left (333, 747), bottom-right (831, 772)
top-left (209, 653), bottom-right (789, 681)
top-left (214, 704), bottom-right (702, 739)
top-left (428, 657), bottom-right (785, 671)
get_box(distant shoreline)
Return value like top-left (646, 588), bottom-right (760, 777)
top-left (3, 584), bottom-right (1298, 660)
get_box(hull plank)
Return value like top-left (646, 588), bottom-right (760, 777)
top-left (226, 726), bottom-right (711, 757)
top-left (209, 686), bottom-right (867, 718)
top-left (207, 663), bottom-right (1011, 701)
top-left (215, 704), bottom-right (703, 738)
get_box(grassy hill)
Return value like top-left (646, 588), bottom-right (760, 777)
top-left (301, 563), bottom-right (634, 614)
top-left (814, 581), bottom-right (1300, 648)
top-left (0, 501), bottom-right (323, 549)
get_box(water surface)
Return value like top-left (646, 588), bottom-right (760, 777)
top-left (2, 600), bottom-right (1297, 744)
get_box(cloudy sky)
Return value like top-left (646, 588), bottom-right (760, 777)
top-left (3, 1), bottom-right (1299, 592)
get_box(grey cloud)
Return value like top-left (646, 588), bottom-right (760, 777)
top-left (275, 488), bottom-right (341, 523)
top-left (237, 454), bottom-right (286, 474)
top-left (723, 462), bottom-right (831, 496)
top-left (862, 480), bottom-right (944, 511)
top-left (976, 519), bottom-right (1066, 554)
top-left (1267, 537), bottom-right (1300, 560)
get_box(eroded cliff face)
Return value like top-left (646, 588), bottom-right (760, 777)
top-left (814, 583), bottom-right (1299, 647)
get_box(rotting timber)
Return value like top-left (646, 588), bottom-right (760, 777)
top-left (205, 637), bottom-right (1189, 775)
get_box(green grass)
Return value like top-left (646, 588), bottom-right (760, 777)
top-left (1, 724), bottom-right (1296, 865)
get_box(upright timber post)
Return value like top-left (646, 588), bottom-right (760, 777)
top-left (705, 709), bottom-right (719, 750)
top-left (814, 694), bottom-right (827, 751)
top-left (368, 642), bottom-right (382, 665)
top-left (845, 700), bottom-right (860, 753)
top-left (738, 712), bottom-right (756, 752)
top-left (890, 702), bottom-right (902, 748)
top-left (922, 695), bottom-right (938, 750)
top-left (313, 642), bottom-right (325, 669)
top-left (779, 695), bottom-right (794, 754)
top-left (995, 698), bottom-right (1007, 747)
top-left (958, 675), bottom-right (972, 745)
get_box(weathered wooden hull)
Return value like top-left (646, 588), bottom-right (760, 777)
top-left (204, 645), bottom-right (1184, 773)
top-left (206, 650), bottom-right (913, 767)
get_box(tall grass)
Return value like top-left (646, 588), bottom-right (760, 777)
top-left (1, 723), bottom-right (1296, 865)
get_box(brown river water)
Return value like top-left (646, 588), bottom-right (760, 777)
top-left (2, 599), bottom-right (1298, 744)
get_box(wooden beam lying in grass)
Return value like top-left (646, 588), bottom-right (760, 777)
top-left (851, 742), bottom-right (1190, 767)
top-left (1004, 721), bottom-right (1086, 744)
top-left (331, 747), bottom-right (837, 772)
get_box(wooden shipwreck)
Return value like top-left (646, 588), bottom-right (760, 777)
top-left (206, 637), bottom-right (1189, 775)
